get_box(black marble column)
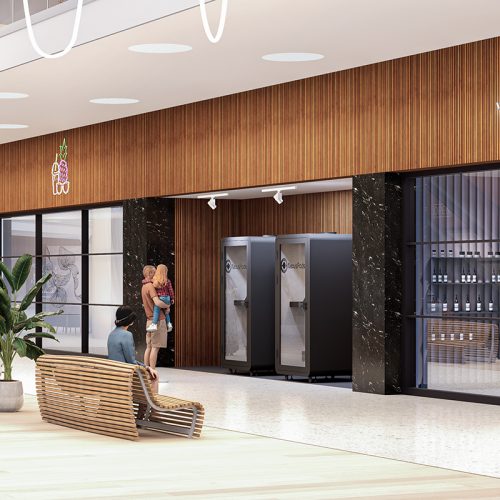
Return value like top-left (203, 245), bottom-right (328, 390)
top-left (123, 198), bottom-right (175, 367)
top-left (352, 173), bottom-right (403, 394)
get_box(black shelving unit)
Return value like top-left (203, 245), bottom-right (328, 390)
top-left (410, 170), bottom-right (500, 392)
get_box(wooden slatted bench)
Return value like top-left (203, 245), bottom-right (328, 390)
top-left (36, 355), bottom-right (205, 441)
top-left (426, 320), bottom-right (499, 364)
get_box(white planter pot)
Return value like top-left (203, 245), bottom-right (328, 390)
top-left (0, 380), bottom-right (24, 412)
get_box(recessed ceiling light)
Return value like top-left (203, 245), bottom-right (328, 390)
top-left (262, 52), bottom-right (324, 62)
top-left (90, 98), bottom-right (139, 105)
top-left (0, 124), bottom-right (28, 129)
top-left (128, 43), bottom-right (192, 54)
top-left (261, 186), bottom-right (296, 192)
top-left (0, 92), bottom-right (28, 99)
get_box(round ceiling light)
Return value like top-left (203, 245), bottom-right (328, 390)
top-left (262, 52), bottom-right (324, 62)
top-left (89, 98), bottom-right (139, 105)
top-left (128, 43), bottom-right (192, 54)
top-left (0, 92), bottom-right (29, 99)
top-left (0, 124), bottom-right (28, 129)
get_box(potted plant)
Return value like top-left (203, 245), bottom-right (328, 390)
top-left (0, 254), bottom-right (62, 412)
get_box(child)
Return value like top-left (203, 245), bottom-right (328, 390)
top-left (146, 264), bottom-right (175, 333)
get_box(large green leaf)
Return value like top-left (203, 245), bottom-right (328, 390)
top-left (13, 337), bottom-right (27, 357)
top-left (0, 276), bottom-right (6, 292)
top-left (24, 339), bottom-right (45, 360)
top-left (14, 320), bottom-right (56, 334)
top-left (0, 288), bottom-right (12, 330)
top-left (23, 332), bottom-right (58, 342)
top-left (0, 316), bottom-right (6, 335)
top-left (19, 273), bottom-right (52, 312)
top-left (0, 261), bottom-right (14, 292)
top-left (11, 255), bottom-right (32, 292)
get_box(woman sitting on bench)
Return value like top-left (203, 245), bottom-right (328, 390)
top-left (107, 305), bottom-right (159, 392)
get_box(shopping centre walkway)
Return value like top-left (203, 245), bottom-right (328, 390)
top-left (7, 357), bottom-right (500, 497)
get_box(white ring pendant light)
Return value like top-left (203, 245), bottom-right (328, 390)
top-left (23, 0), bottom-right (83, 59)
top-left (199, 0), bottom-right (228, 43)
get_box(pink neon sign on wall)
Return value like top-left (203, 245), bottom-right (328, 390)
top-left (52, 138), bottom-right (70, 196)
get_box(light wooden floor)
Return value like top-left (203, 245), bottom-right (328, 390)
top-left (1, 397), bottom-right (500, 499)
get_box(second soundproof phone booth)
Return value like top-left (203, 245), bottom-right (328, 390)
top-left (221, 236), bottom-right (275, 374)
top-left (276, 233), bottom-right (352, 380)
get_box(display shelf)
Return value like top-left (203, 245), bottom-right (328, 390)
top-left (431, 257), bottom-right (500, 261)
top-left (431, 282), bottom-right (500, 285)
top-left (408, 314), bottom-right (500, 321)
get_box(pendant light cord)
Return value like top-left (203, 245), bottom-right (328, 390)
top-left (23, 0), bottom-right (83, 59)
top-left (200, 0), bottom-right (228, 43)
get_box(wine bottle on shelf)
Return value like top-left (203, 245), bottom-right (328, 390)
top-left (466, 267), bottom-right (471, 283)
top-left (472, 268), bottom-right (477, 283)
top-left (440, 330), bottom-right (445, 341)
top-left (497, 270), bottom-right (500, 282)
top-left (432, 268), bottom-right (437, 283)
top-left (459, 331), bottom-right (464, 341)
top-left (431, 296), bottom-right (437, 313)
top-left (443, 266), bottom-right (448, 283)
top-left (477, 295), bottom-right (482, 312)
top-left (431, 330), bottom-right (436, 341)
top-left (461, 268), bottom-right (466, 283)
top-left (492, 269), bottom-right (497, 284)
top-left (465, 295), bottom-right (471, 312)
top-left (440, 249), bottom-right (445, 258)
top-left (488, 297), bottom-right (494, 312)
top-left (438, 268), bottom-right (443, 283)
top-left (442, 296), bottom-right (448, 312)
top-left (454, 295), bottom-right (459, 312)
top-left (450, 330), bottom-right (455, 340)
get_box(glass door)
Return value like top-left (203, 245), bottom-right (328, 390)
top-left (279, 242), bottom-right (307, 367)
top-left (224, 245), bottom-right (248, 362)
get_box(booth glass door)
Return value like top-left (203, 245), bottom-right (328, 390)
top-left (224, 245), bottom-right (248, 362)
top-left (280, 242), bottom-right (307, 367)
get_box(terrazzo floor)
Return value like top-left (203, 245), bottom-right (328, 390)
top-left (13, 357), bottom-right (500, 479)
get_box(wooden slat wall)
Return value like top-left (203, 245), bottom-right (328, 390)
top-left (1, 37), bottom-right (500, 214)
top-left (174, 190), bottom-right (352, 367)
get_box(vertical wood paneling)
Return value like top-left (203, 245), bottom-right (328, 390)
top-left (174, 191), bottom-right (352, 367)
top-left (1, 37), bottom-right (500, 214)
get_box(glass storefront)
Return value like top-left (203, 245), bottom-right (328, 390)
top-left (414, 169), bottom-right (500, 397)
top-left (0, 206), bottom-right (123, 355)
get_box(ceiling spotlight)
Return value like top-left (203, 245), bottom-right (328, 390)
top-left (208, 197), bottom-right (217, 210)
top-left (273, 190), bottom-right (283, 204)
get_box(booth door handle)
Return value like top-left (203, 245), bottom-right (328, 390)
top-left (234, 299), bottom-right (249, 307)
top-left (289, 300), bottom-right (307, 310)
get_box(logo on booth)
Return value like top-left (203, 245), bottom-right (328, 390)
top-left (225, 259), bottom-right (247, 273)
top-left (281, 257), bottom-right (306, 273)
top-left (52, 138), bottom-right (70, 196)
top-left (281, 258), bottom-right (288, 273)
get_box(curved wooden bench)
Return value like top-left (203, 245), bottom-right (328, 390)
top-left (36, 355), bottom-right (205, 440)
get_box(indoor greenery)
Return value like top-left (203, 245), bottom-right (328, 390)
top-left (0, 254), bottom-right (62, 381)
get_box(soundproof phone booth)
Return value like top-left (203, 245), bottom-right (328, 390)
top-left (221, 236), bottom-right (275, 373)
top-left (276, 233), bottom-right (353, 380)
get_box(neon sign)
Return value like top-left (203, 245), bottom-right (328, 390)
top-left (52, 138), bottom-right (70, 196)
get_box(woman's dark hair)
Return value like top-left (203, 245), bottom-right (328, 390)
top-left (115, 305), bottom-right (136, 327)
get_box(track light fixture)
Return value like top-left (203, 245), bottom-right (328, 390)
top-left (273, 190), bottom-right (283, 204)
top-left (197, 192), bottom-right (229, 210)
top-left (23, 0), bottom-right (83, 59)
top-left (261, 185), bottom-right (296, 204)
top-left (208, 197), bottom-right (217, 210)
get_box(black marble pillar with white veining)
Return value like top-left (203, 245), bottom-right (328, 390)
top-left (352, 173), bottom-right (403, 394)
top-left (123, 198), bottom-right (175, 367)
